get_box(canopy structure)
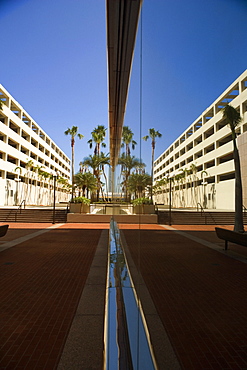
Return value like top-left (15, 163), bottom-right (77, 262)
top-left (106, 0), bottom-right (143, 170)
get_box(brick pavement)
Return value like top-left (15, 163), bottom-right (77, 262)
top-left (122, 225), bottom-right (247, 370)
top-left (1, 222), bottom-right (247, 369)
top-left (0, 223), bottom-right (104, 369)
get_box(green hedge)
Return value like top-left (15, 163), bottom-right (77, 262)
top-left (132, 197), bottom-right (153, 205)
top-left (70, 196), bottom-right (90, 205)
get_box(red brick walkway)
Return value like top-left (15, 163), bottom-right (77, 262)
top-left (0, 224), bottom-right (103, 369)
top-left (122, 225), bottom-right (247, 370)
top-left (1, 223), bottom-right (247, 369)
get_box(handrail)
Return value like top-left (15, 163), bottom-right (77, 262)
top-left (196, 203), bottom-right (216, 224)
top-left (243, 205), bottom-right (247, 213)
top-left (15, 200), bottom-right (26, 222)
top-left (197, 202), bottom-right (204, 213)
top-left (17, 199), bottom-right (26, 211)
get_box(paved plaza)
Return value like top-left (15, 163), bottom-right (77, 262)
top-left (0, 222), bottom-right (247, 369)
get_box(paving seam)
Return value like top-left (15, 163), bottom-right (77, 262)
top-left (57, 229), bottom-right (108, 370)
top-left (0, 223), bottom-right (64, 252)
top-left (161, 224), bottom-right (247, 264)
top-left (120, 230), bottom-right (181, 370)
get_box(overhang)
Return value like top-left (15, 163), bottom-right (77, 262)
top-left (106, 0), bottom-right (143, 170)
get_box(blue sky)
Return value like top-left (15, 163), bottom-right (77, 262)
top-left (1, 0), bottom-right (247, 175)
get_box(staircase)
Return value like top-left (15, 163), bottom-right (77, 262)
top-left (157, 210), bottom-right (247, 225)
top-left (0, 208), bottom-right (67, 223)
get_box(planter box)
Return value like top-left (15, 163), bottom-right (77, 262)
top-left (133, 205), bottom-right (155, 214)
top-left (69, 203), bottom-right (90, 214)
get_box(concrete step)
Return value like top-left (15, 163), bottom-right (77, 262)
top-left (157, 211), bottom-right (247, 225)
top-left (0, 209), bottom-right (67, 223)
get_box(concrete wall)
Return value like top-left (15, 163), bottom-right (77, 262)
top-left (1, 177), bottom-right (68, 206)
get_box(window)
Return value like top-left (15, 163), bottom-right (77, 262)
top-left (9, 121), bottom-right (19, 133)
top-left (194, 120), bottom-right (202, 131)
top-left (217, 134), bottom-right (232, 147)
top-left (218, 153), bottom-right (234, 164)
top-left (186, 156), bottom-right (193, 164)
top-left (31, 138), bottom-right (38, 147)
top-left (194, 135), bottom-right (202, 145)
top-left (6, 172), bottom-right (15, 180)
top-left (180, 135), bottom-right (185, 144)
top-left (195, 150), bottom-right (202, 159)
top-left (180, 148), bottom-right (185, 156)
top-left (203, 108), bottom-right (214, 123)
top-left (21, 146), bottom-right (28, 155)
top-left (10, 102), bottom-right (21, 117)
top-left (205, 160), bottom-right (215, 169)
top-left (8, 139), bottom-right (18, 149)
top-left (219, 172), bottom-right (235, 182)
top-left (7, 155), bottom-right (17, 164)
top-left (22, 114), bottom-right (31, 126)
top-left (204, 127), bottom-right (214, 139)
top-left (204, 143), bottom-right (215, 154)
top-left (21, 131), bottom-right (30, 141)
top-left (0, 132), bottom-right (6, 142)
top-left (186, 142), bottom-right (193, 151)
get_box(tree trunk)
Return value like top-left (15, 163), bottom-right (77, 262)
top-left (71, 143), bottom-right (74, 200)
top-left (151, 143), bottom-right (155, 201)
top-left (233, 138), bottom-right (244, 232)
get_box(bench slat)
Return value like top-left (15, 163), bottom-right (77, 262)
top-left (215, 227), bottom-right (247, 250)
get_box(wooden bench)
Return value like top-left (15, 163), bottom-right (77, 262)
top-left (0, 224), bottom-right (9, 237)
top-left (215, 227), bottom-right (247, 250)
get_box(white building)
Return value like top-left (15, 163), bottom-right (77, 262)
top-left (0, 85), bottom-right (71, 206)
top-left (153, 70), bottom-right (247, 210)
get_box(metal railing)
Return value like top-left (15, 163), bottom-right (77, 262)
top-left (18, 199), bottom-right (26, 210)
top-left (196, 203), bottom-right (216, 224)
top-left (196, 202), bottom-right (204, 213)
top-left (14, 200), bottom-right (26, 221)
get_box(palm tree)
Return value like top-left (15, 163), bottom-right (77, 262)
top-left (127, 173), bottom-right (152, 199)
top-left (189, 163), bottom-right (198, 207)
top-left (222, 104), bottom-right (244, 232)
top-left (24, 159), bottom-right (34, 203)
top-left (143, 128), bottom-right (162, 201)
top-left (57, 176), bottom-right (71, 197)
top-left (74, 172), bottom-right (97, 198)
top-left (153, 178), bottom-right (167, 203)
top-left (121, 126), bottom-right (137, 156)
top-left (118, 154), bottom-right (143, 200)
top-left (14, 166), bottom-right (22, 205)
top-left (135, 160), bottom-right (146, 174)
top-left (82, 153), bottom-right (110, 201)
top-left (87, 125), bottom-right (107, 156)
top-left (64, 126), bottom-right (84, 200)
top-left (79, 161), bottom-right (88, 173)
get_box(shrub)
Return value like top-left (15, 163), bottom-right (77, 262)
top-left (132, 197), bottom-right (153, 206)
top-left (70, 196), bottom-right (90, 205)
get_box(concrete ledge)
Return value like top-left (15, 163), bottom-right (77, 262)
top-left (67, 213), bottom-right (158, 224)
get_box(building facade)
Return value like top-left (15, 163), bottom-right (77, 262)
top-left (153, 70), bottom-right (247, 210)
top-left (0, 85), bottom-right (71, 206)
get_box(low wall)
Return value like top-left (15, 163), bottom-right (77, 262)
top-left (67, 213), bottom-right (157, 224)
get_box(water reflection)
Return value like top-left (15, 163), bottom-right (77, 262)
top-left (104, 219), bottom-right (156, 370)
